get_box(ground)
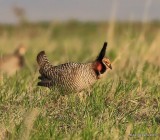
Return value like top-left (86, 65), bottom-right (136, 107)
top-left (0, 21), bottom-right (160, 139)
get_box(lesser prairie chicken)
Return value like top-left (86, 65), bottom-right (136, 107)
top-left (37, 42), bottom-right (112, 94)
top-left (0, 44), bottom-right (26, 76)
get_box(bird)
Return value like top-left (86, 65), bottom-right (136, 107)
top-left (0, 44), bottom-right (26, 76)
top-left (37, 42), bottom-right (112, 94)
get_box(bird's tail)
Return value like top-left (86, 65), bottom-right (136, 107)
top-left (37, 51), bottom-right (53, 88)
top-left (37, 51), bottom-right (50, 67)
top-left (37, 76), bottom-right (53, 88)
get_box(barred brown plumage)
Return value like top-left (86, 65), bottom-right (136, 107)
top-left (37, 42), bottom-right (112, 94)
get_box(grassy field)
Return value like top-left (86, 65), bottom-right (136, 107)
top-left (0, 21), bottom-right (160, 139)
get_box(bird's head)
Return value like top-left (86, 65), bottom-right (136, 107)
top-left (94, 42), bottom-right (112, 75)
top-left (14, 44), bottom-right (26, 56)
top-left (102, 58), bottom-right (112, 70)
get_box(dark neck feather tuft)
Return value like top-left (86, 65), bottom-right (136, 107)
top-left (96, 42), bottom-right (107, 61)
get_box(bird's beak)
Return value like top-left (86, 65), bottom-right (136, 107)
top-left (108, 64), bottom-right (112, 69)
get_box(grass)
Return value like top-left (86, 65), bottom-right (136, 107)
top-left (0, 21), bottom-right (160, 139)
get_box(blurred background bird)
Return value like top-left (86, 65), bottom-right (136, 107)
top-left (0, 44), bottom-right (26, 77)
